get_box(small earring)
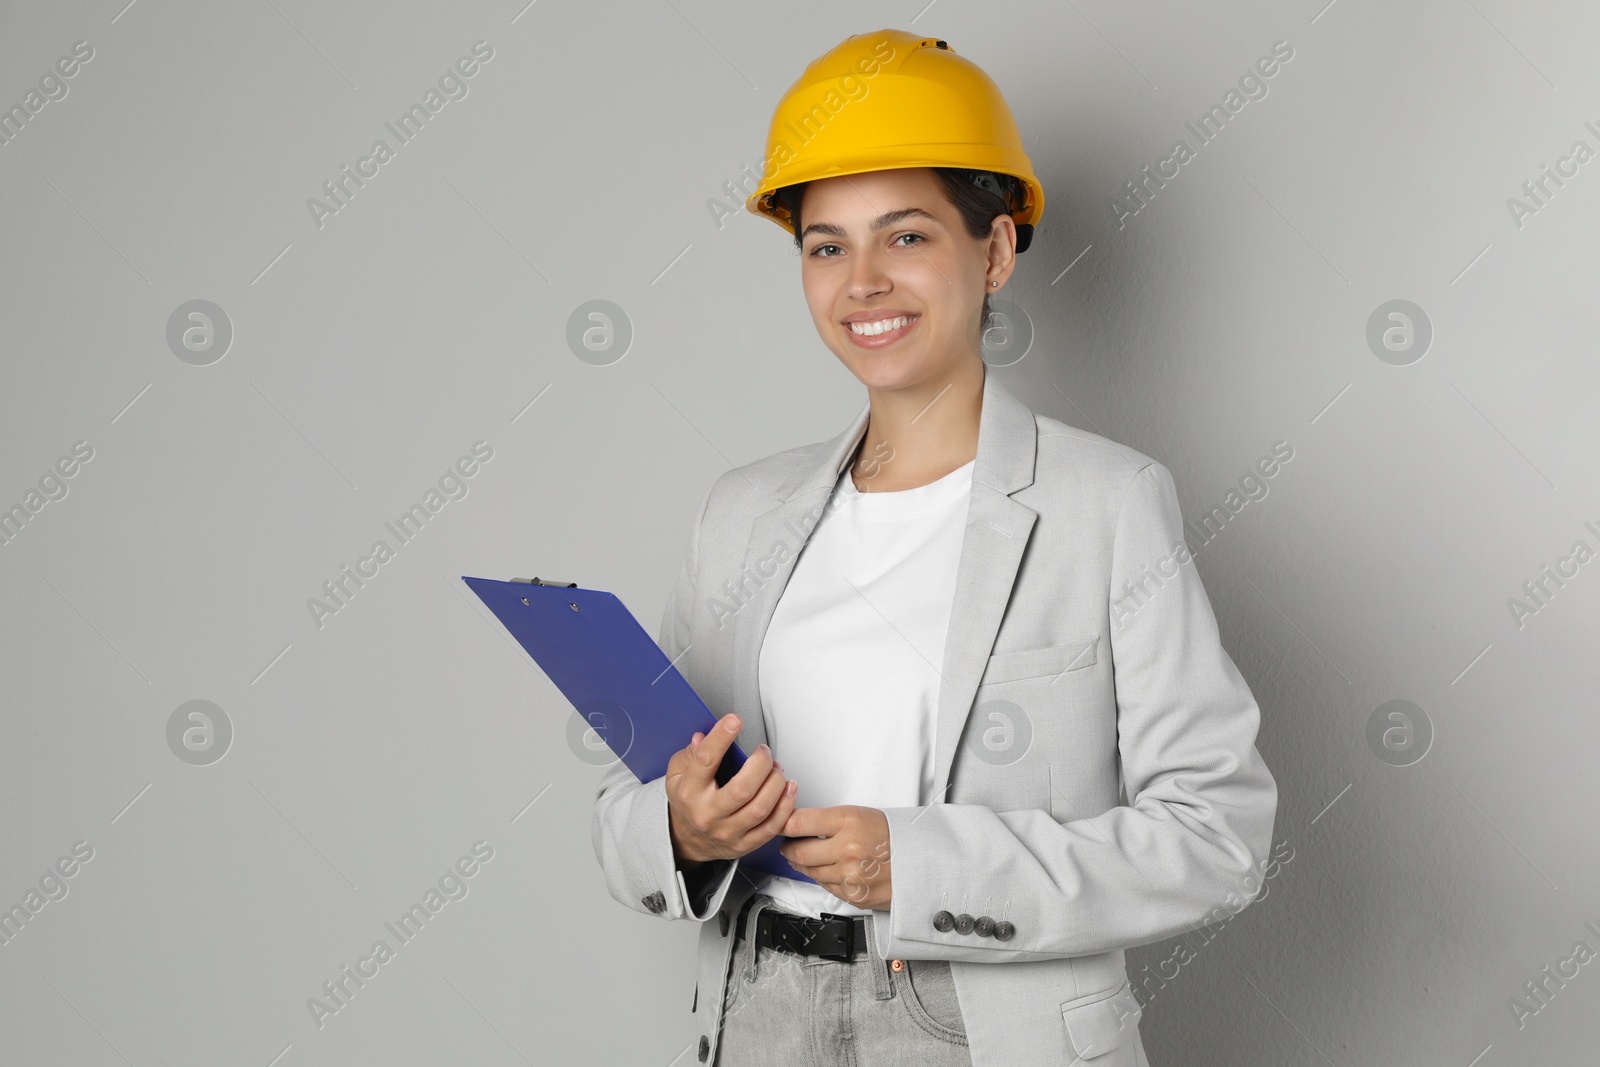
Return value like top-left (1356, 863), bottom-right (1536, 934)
top-left (990, 281), bottom-right (999, 287)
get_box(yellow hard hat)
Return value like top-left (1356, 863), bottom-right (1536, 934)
top-left (745, 29), bottom-right (1044, 253)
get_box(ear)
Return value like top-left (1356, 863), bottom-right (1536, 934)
top-left (985, 215), bottom-right (1018, 287)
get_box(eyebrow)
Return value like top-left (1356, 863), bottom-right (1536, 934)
top-left (798, 207), bottom-right (941, 242)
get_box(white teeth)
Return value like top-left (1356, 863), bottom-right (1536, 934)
top-left (848, 315), bottom-right (912, 336)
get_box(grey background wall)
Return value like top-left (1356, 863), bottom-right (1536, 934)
top-left (2, 1), bottom-right (1597, 1064)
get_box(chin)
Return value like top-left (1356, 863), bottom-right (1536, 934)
top-left (839, 352), bottom-right (930, 390)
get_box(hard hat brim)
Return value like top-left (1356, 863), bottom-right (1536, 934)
top-left (746, 158), bottom-right (1044, 237)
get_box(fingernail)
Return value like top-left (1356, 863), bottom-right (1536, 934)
top-left (724, 716), bottom-right (739, 732)
top-left (759, 743), bottom-right (769, 755)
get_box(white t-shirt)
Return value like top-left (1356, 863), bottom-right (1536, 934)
top-left (753, 456), bottom-right (975, 918)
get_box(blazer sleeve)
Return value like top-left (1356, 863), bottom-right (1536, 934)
top-left (590, 479), bottom-right (744, 923)
top-left (872, 460), bottom-right (1279, 962)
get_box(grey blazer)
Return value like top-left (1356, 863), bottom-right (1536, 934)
top-left (592, 369), bottom-right (1278, 1067)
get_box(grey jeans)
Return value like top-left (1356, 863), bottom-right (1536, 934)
top-left (714, 893), bottom-right (974, 1067)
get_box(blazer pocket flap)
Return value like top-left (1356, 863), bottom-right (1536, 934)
top-left (1060, 981), bottom-right (1142, 1059)
top-left (982, 636), bottom-right (1098, 686)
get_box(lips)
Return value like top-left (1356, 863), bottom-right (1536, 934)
top-left (843, 313), bottom-right (920, 349)
top-left (842, 308), bottom-right (919, 326)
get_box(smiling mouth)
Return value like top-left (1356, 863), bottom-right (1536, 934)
top-left (846, 314), bottom-right (917, 336)
top-left (843, 314), bottom-right (921, 347)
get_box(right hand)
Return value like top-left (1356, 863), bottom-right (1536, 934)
top-left (666, 713), bottom-right (798, 868)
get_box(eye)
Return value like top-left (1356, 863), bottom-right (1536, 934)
top-left (893, 232), bottom-right (925, 247)
top-left (808, 243), bottom-right (843, 258)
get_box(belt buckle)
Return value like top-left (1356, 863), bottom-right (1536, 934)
top-left (816, 912), bottom-right (855, 962)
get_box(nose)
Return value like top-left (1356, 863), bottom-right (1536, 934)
top-left (845, 245), bottom-right (892, 302)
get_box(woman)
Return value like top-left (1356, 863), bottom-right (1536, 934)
top-left (592, 29), bottom-right (1278, 1067)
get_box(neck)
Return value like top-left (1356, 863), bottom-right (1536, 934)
top-left (851, 358), bottom-right (984, 493)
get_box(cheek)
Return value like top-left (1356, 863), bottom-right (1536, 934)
top-left (897, 257), bottom-right (966, 311)
top-left (800, 261), bottom-right (834, 301)
top-left (805, 290), bottom-right (839, 333)
top-left (799, 274), bottom-right (831, 322)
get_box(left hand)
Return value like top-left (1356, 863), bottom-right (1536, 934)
top-left (778, 805), bottom-right (893, 910)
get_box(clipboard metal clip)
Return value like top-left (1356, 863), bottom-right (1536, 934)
top-left (508, 576), bottom-right (581, 608)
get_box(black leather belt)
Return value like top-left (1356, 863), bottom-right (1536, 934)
top-left (754, 907), bottom-right (868, 963)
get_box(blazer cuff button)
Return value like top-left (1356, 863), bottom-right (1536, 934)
top-left (954, 913), bottom-right (975, 935)
top-left (993, 920), bottom-right (1015, 941)
top-left (932, 910), bottom-right (955, 932)
top-left (974, 915), bottom-right (995, 937)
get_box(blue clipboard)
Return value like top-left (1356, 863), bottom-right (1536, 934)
top-left (461, 574), bottom-right (814, 886)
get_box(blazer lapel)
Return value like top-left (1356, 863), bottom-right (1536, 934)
top-left (930, 374), bottom-right (1039, 797)
top-left (727, 398), bottom-right (871, 759)
top-left (728, 369), bottom-right (1040, 803)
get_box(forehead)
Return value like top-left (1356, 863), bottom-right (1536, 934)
top-left (800, 167), bottom-right (950, 224)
